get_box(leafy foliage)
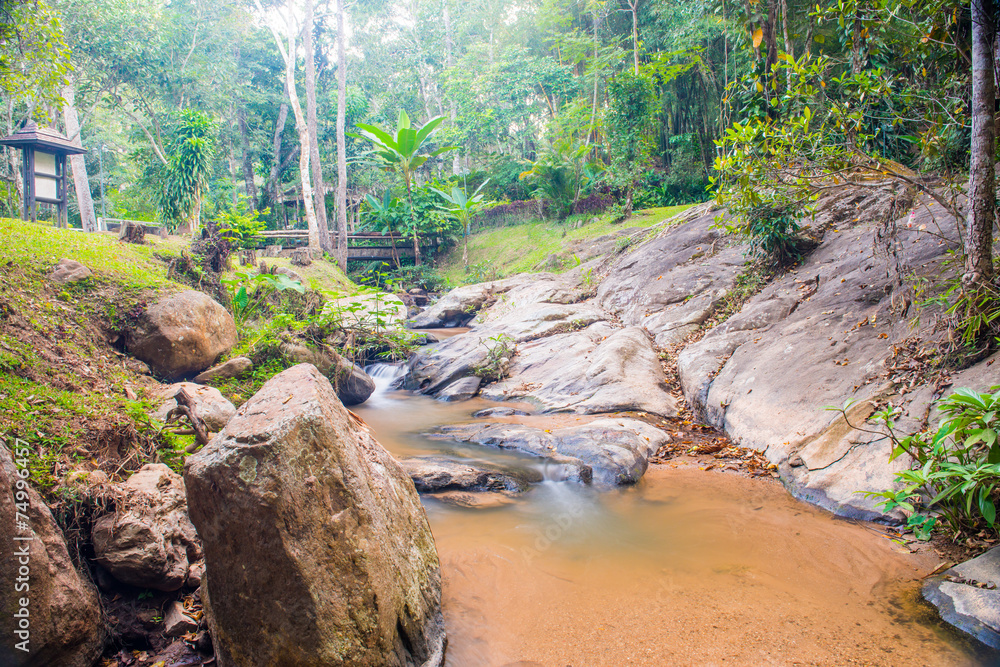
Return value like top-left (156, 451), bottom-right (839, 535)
top-left (156, 109), bottom-right (216, 232)
top-left (839, 387), bottom-right (1000, 540)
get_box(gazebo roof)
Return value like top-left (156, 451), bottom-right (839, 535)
top-left (0, 121), bottom-right (86, 155)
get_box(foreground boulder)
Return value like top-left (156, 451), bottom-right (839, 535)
top-left (184, 364), bottom-right (446, 667)
top-left (49, 258), bottom-right (93, 284)
top-left (0, 445), bottom-right (103, 667)
top-left (127, 290), bottom-right (238, 380)
top-left (92, 464), bottom-right (202, 591)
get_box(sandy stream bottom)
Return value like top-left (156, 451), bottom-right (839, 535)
top-left (354, 362), bottom-right (989, 666)
top-left (432, 465), bottom-right (983, 666)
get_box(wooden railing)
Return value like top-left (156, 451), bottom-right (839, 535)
top-left (256, 230), bottom-right (440, 262)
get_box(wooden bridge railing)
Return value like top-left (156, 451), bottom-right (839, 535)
top-left (256, 230), bottom-right (440, 262)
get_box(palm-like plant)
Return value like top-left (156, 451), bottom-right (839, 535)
top-left (352, 111), bottom-right (454, 265)
top-left (430, 179), bottom-right (491, 270)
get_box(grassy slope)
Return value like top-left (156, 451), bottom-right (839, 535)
top-left (0, 221), bottom-right (358, 490)
top-left (436, 205), bottom-right (694, 285)
top-left (0, 219), bottom-right (193, 490)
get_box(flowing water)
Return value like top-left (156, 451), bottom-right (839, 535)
top-left (357, 360), bottom-right (993, 666)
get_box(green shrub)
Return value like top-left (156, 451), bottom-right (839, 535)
top-left (843, 386), bottom-right (1000, 540)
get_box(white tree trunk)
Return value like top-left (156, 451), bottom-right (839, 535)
top-left (335, 0), bottom-right (349, 271)
top-left (305, 0), bottom-right (331, 253)
top-left (261, 0), bottom-right (320, 253)
top-left (62, 84), bottom-right (98, 232)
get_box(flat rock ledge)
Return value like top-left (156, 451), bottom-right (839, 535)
top-left (923, 546), bottom-right (1000, 649)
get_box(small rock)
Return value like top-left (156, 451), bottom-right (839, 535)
top-left (193, 356), bottom-right (253, 384)
top-left (400, 456), bottom-right (538, 494)
top-left (186, 560), bottom-right (205, 588)
top-left (153, 382), bottom-right (237, 432)
top-left (163, 601), bottom-right (199, 637)
top-left (49, 258), bottom-right (93, 283)
top-left (274, 266), bottom-right (304, 284)
top-left (472, 407), bottom-right (530, 418)
top-left (92, 464), bottom-right (202, 591)
top-left (280, 342), bottom-right (375, 405)
top-left (436, 376), bottom-right (481, 402)
top-left (124, 358), bottom-right (152, 375)
top-left (427, 491), bottom-right (517, 509)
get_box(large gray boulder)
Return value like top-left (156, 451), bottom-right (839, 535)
top-left (428, 417), bottom-right (669, 485)
top-left (184, 363), bottom-right (446, 667)
top-left (480, 324), bottom-right (677, 418)
top-left (0, 445), bottom-right (104, 667)
top-left (127, 290), bottom-right (237, 380)
top-left (92, 464), bottom-right (202, 591)
top-left (280, 342), bottom-right (376, 406)
top-left (410, 274), bottom-right (543, 328)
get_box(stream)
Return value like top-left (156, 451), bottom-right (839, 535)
top-left (356, 352), bottom-right (989, 666)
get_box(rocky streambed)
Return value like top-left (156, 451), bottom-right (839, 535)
top-left (4, 184), bottom-right (1000, 665)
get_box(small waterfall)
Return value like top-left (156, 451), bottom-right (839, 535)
top-left (364, 363), bottom-right (406, 407)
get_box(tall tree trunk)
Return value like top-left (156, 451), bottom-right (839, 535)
top-left (262, 0), bottom-right (320, 253)
top-left (780, 0), bottom-right (793, 86)
top-left (629, 1), bottom-right (640, 75)
top-left (967, 0), bottom-right (996, 288)
top-left (238, 107), bottom-right (258, 210)
top-left (305, 0), bottom-right (331, 253)
top-left (269, 100), bottom-right (289, 211)
top-left (335, 0), bottom-right (349, 271)
top-left (443, 0), bottom-right (461, 176)
top-left (62, 84), bottom-right (97, 232)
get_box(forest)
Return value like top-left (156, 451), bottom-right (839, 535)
top-left (5, 0), bottom-right (1000, 665)
top-left (2, 0), bottom-right (990, 286)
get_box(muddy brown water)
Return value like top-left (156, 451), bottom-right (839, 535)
top-left (356, 364), bottom-right (991, 666)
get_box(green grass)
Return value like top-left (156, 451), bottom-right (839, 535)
top-left (437, 204), bottom-right (694, 285)
top-left (250, 254), bottom-right (357, 294)
top-left (0, 218), bottom-right (182, 291)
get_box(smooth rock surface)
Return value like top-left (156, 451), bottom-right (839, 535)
top-left (597, 205), bottom-right (745, 347)
top-left (153, 382), bottom-right (237, 431)
top-left (436, 376), bottom-right (482, 402)
top-left (0, 445), bottom-right (104, 667)
top-left (411, 274), bottom-right (540, 328)
top-left (92, 464), bottom-right (202, 591)
top-left (400, 456), bottom-right (538, 494)
top-left (127, 290), bottom-right (237, 380)
top-left (481, 324), bottom-right (677, 418)
top-left (429, 417), bottom-right (669, 485)
top-left (163, 601), bottom-right (199, 637)
top-left (49, 258), bottom-right (93, 283)
top-left (184, 363), bottom-right (446, 667)
top-left (193, 356), bottom-right (253, 384)
top-left (923, 546), bottom-right (1000, 648)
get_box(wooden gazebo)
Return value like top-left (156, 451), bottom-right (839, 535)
top-left (0, 121), bottom-right (86, 227)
